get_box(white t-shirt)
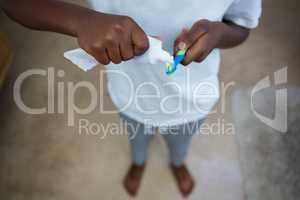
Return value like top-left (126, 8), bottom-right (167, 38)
top-left (88, 0), bottom-right (262, 126)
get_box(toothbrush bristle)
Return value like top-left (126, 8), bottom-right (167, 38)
top-left (165, 49), bottom-right (187, 75)
top-left (166, 63), bottom-right (176, 75)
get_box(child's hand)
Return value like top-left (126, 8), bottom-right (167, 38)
top-left (174, 20), bottom-right (222, 66)
top-left (76, 12), bottom-right (149, 65)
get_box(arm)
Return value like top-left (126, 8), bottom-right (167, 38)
top-left (1, 0), bottom-right (149, 64)
top-left (215, 19), bottom-right (250, 49)
top-left (174, 19), bottom-right (250, 65)
top-left (2, 0), bottom-right (90, 36)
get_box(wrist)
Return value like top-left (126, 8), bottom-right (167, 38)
top-left (209, 21), bottom-right (227, 48)
top-left (71, 9), bottom-right (97, 37)
top-left (66, 6), bottom-right (108, 37)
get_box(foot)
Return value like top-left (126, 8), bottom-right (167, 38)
top-left (170, 163), bottom-right (195, 197)
top-left (123, 163), bottom-right (145, 197)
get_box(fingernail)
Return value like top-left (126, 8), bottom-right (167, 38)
top-left (182, 27), bottom-right (189, 32)
top-left (178, 42), bottom-right (186, 50)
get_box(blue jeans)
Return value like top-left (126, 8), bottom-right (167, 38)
top-left (120, 113), bottom-right (204, 167)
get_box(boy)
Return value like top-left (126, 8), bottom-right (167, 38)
top-left (2, 0), bottom-right (261, 197)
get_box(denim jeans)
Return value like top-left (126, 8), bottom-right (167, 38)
top-left (120, 113), bottom-right (204, 166)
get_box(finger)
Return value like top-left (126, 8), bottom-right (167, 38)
top-left (89, 48), bottom-right (110, 65)
top-left (120, 39), bottom-right (134, 61)
top-left (107, 43), bottom-right (122, 64)
top-left (194, 45), bottom-right (213, 63)
top-left (173, 28), bottom-right (189, 53)
top-left (174, 21), bottom-right (209, 53)
top-left (195, 55), bottom-right (206, 63)
top-left (182, 34), bottom-right (209, 65)
top-left (131, 26), bottom-right (149, 56)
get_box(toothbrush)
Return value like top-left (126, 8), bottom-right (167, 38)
top-left (166, 48), bottom-right (187, 75)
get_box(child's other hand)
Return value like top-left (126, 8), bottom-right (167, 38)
top-left (174, 20), bottom-right (222, 66)
top-left (76, 12), bottom-right (149, 65)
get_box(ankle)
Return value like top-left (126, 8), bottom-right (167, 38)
top-left (171, 162), bottom-right (185, 168)
top-left (132, 162), bottom-right (145, 167)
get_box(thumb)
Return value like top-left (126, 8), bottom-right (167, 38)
top-left (131, 26), bottom-right (149, 56)
top-left (174, 28), bottom-right (190, 53)
top-left (174, 23), bottom-right (208, 53)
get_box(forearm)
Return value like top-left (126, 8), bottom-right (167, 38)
top-left (214, 20), bottom-right (250, 49)
top-left (1, 0), bottom-right (95, 37)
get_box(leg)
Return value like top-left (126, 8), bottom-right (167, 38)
top-left (160, 119), bottom-right (204, 197)
top-left (120, 113), bottom-right (155, 196)
top-left (122, 113), bottom-right (155, 166)
top-left (161, 119), bottom-right (203, 166)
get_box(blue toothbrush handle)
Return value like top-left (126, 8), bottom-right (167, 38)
top-left (174, 54), bottom-right (185, 67)
top-left (166, 49), bottom-right (187, 75)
